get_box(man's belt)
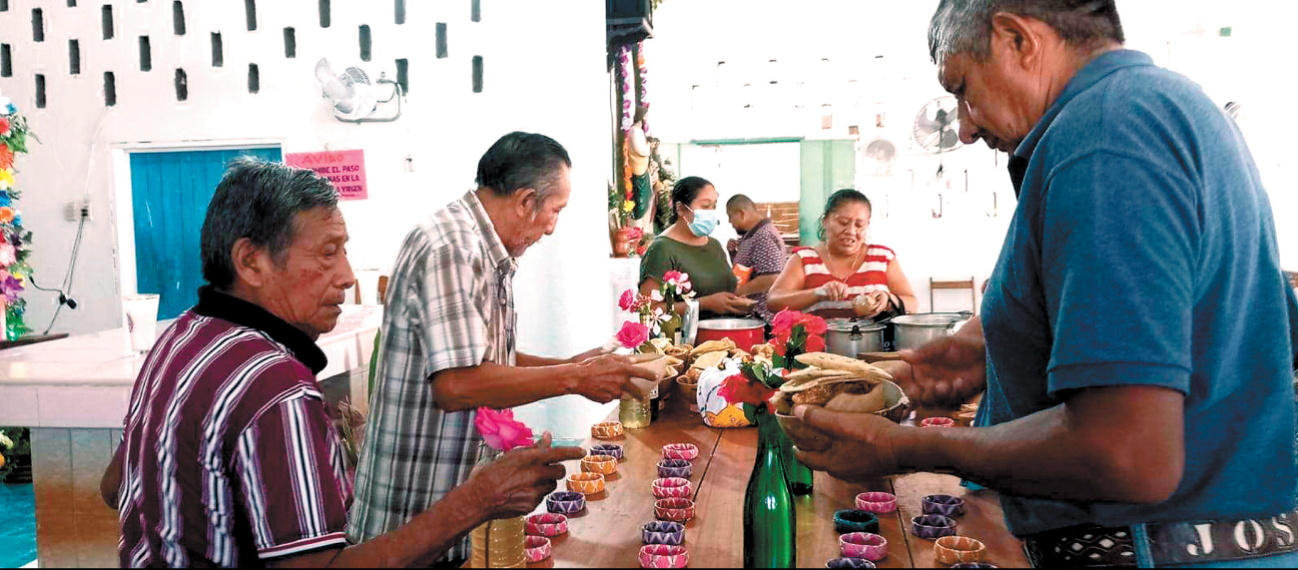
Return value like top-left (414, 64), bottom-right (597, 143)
top-left (1022, 509), bottom-right (1298, 567)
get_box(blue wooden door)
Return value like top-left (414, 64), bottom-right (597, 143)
top-left (130, 147), bottom-right (283, 320)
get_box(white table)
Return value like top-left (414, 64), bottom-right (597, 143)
top-left (0, 305), bottom-right (383, 429)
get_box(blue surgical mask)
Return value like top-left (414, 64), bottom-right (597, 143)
top-left (685, 206), bottom-right (718, 237)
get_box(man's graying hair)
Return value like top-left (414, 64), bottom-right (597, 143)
top-left (201, 156), bottom-right (339, 289)
top-left (928, 0), bottom-right (1124, 66)
top-left (476, 131), bottom-right (572, 212)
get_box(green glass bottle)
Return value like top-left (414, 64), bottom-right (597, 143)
top-left (744, 411), bottom-right (797, 568)
top-left (775, 425), bottom-right (815, 495)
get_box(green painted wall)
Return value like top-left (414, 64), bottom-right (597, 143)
top-left (798, 140), bottom-right (856, 245)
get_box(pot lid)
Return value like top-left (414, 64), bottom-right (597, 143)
top-left (890, 312), bottom-right (972, 327)
top-left (826, 318), bottom-right (886, 332)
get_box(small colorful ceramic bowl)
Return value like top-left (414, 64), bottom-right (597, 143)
top-left (590, 443), bottom-right (624, 460)
top-left (833, 509), bottom-right (880, 535)
top-left (854, 492), bottom-right (897, 513)
top-left (662, 443), bottom-right (699, 461)
top-left (567, 472), bottom-right (606, 495)
top-left (654, 498), bottom-right (696, 523)
top-left (581, 454), bottom-right (618, 476)
top-left (639, 544), bottom-right (689, 569)
top-left (839, 532), bottom-right (888, 561)
top-left (922, 494), bottom-right (966, 518)
top-left (642, 521), bottom-right (685, 546)
top-left (592, 421), bottom-right (624, 440)
top-left (911, 515), bottom-right (958, 539)
top-left (524, 536), bottom-right (552, 563)
top-left (935, 536), bottom-right (987, 565)
top-left (525, 513), bottom-right (568, 537)
top-left (657, 459), bottom-right (693, 479)
top-left (920, 416), bottom-right (957, 428)
top-left (950, 563), bottom-right (998, 569)
top-left (652, 477), bottom-right (693, 499)
top-left (545, 491), bottom-right (586, 514)
top-left (826, 557), bottom-right (877, 569)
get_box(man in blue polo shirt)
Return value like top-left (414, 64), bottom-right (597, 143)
top-left (788, 1), bottom-right (1298, 567)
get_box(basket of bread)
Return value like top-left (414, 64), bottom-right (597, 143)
top-left (770, 352), bottom-right (910, 450)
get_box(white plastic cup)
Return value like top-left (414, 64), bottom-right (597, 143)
top-left (123, 294), bottom-right (160, 354)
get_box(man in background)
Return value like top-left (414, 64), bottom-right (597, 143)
top-left (726, 194), bottom-right (787, 323)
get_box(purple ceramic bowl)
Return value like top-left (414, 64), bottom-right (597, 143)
top-left (922, 494), bottom-right (965, 517)
top-left (657, 459), bottom-right (693, 479)
top-left (545, 491), bottom-right (586, 514)
top-left (826, 558), bottom-right (876, 569)
top-left (590, 443), bottom-right (624, 460)
top-left (642, 521), bottom-right (685, 545)
top-left (911, 515), bottom-right (958, 539)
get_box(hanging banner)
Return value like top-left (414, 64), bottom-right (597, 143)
top-left (286, 149), bottom-right (368, 200)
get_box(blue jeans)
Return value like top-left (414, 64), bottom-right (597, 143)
top-left (1131, 521), bottom-right (1298, 567)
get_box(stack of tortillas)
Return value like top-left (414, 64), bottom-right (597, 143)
top-left (771, 352), bottom-right (893, 415)
top-left (689, 338), bottom-right (736, 370)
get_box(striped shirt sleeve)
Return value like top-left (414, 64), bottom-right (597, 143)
top-left (234, 391), bottom-right (351, 561)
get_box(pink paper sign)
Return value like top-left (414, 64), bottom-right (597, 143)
top-left (286, 150), bottom-right (368, 200)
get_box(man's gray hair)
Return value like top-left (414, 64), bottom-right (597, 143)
top-left (928, 0), bottom-right (1125, 66)
top-left (475, 131), bottom-right (572, 213)
top-left (200, 156), bottom-right (339, 289)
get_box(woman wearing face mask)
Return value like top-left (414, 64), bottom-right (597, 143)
top-left (639, 176), bottom-right (753, 319)
top-left (767, 189), bottom-right (916, 320)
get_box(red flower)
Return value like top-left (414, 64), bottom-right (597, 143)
top-left (718, 374), bottom-right (777, 407)
top-left (805, 334), bottom-right (826, 354)
top-left (0, 117), bottom-right (9, 137)
top-left (616, 321), bottom-right (650, 349)
top-left (771, 310), bottom-right (798, 337)
top-left (802, 314), bottom-right (828, 336)
top-left (0, 144), bottom-right (12, 171)
top-left (625, 226), bottom-right (645, 243)
top-left (771, 335), bottom-right (788, 357)
top-left (618, 289), bottom-right (636, 311)
top-left (663, 270), bottom-right (684, 284)
top-left (475, 408), bottom-right (535, 452)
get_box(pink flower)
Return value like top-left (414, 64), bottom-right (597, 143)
top-left (618, 289), bottom-right (636, 311)
top-left (663, 270), bottom-right (684, 285)
top-left (771, 310), bottom-right (798, 337)
top-left (475, 407), bottom-right (535, 452)
top-left (0, 243), bottom-right (15, 267)
top-left (616, 321), bottom-right (650, 349)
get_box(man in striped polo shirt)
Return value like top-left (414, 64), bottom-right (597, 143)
top-left (102, 158), bottom-right (582, 568)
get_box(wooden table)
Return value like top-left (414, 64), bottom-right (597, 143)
top-left (532, 403), bottom-right (1029, 568)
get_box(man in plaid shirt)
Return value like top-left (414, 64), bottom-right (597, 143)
top-left (348, 132), bottom-right (653, 563)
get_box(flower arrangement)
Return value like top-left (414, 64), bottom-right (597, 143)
top-left (718, 360), bottom-right (785, 424)
top-left (0, 88), bottom-right (35, 340)
top-left (769, 310), bottom-right (828, 371)
top-left (617, 270), bottom-right (695, 340)
top-left (475, 407), bottom-right (535, 452)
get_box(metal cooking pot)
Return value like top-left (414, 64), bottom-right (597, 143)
top-left (826, 319), bottom-right (887, 358)
top-left (890, 312), bottom-right (973, 351)
top-left (695, 318), bottom-right (766, 352)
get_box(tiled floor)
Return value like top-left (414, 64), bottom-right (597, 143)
top-left (0, 482), bottom-right (37, 568)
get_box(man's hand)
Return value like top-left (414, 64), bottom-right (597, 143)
top-left (572, 354), bottom-right (653, 403)
top-left (569, 344), bottom-right (614, 364)
top-left (466, 433), bottom-right (586, 520)
top-left (895, 335), bottom-right (988, 408)
top-left (791, 405), bottom-right (906, 483)
top-left (727, 239), bottom-right (739, 257)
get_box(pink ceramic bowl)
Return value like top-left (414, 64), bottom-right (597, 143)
top-left (525, 513), bottom-right (568, 537)
top-left (854, 492), bottom-right (898, 513)
top-left (639, 544), bottom-right (689, 569)
top-left (654, 498), bottom-right (696, 523)
top-left (652, 477), bottom-right (693, 499)
top-left (662, 443), bottom-right (700, 461)
top-left (840, 532), bottom-right (889, 561)
top-left (524, 536), bottom-right (552, 563)
top-left (920, 416), bottom-right (957, 428)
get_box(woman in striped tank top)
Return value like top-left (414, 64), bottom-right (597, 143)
top-left (767, 189), bottom-right (917, 320)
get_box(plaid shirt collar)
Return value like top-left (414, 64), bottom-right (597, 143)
top-left (462, 190), bottom-right (518, 276)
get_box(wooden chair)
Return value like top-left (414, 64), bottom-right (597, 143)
top-left (930, 277), bottom-right (977, 314)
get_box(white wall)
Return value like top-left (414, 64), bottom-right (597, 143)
top-left (647, 0), bottom-right (1296, 312)
top-left (0, 0), bottom-right (617, 367)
